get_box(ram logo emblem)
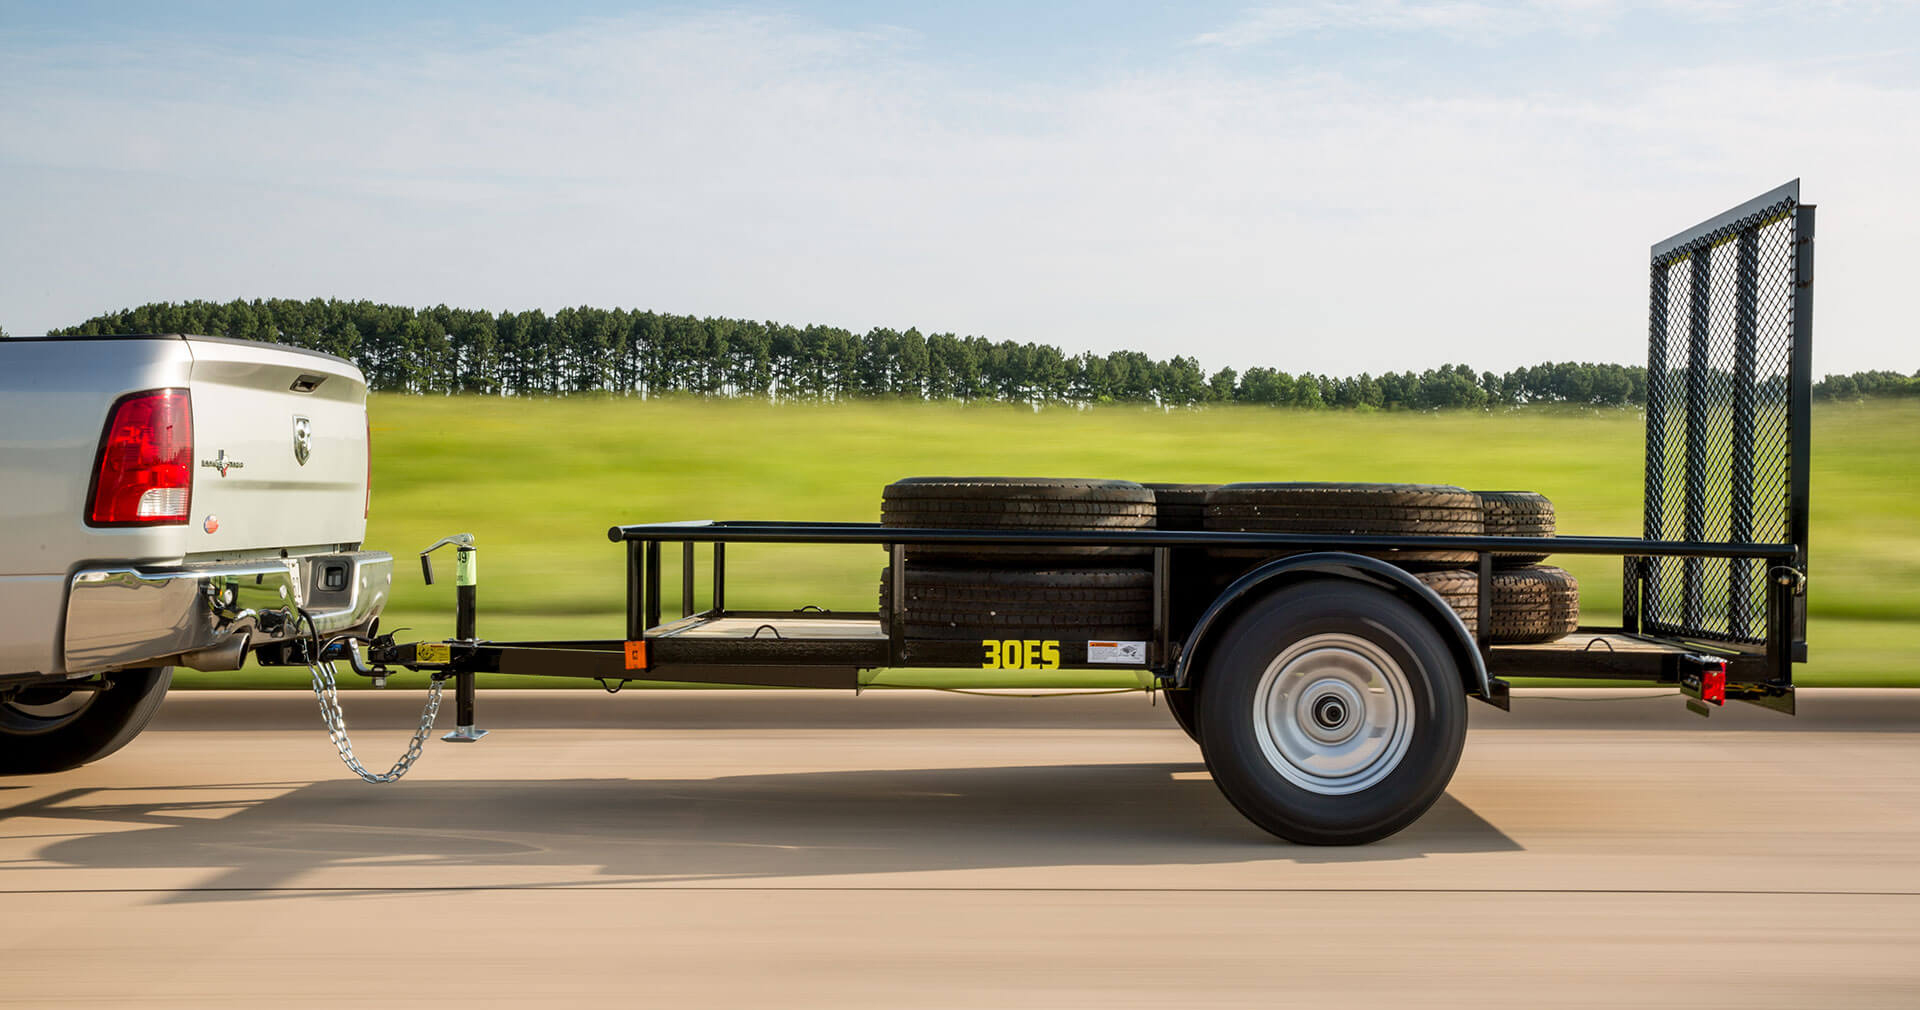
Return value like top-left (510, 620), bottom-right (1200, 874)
top-left (200, 449), bottom-right (244, 476)
top-left (292, 416), bottom-right (312, 466)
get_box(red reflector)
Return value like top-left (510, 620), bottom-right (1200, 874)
top-left (1702, 662), bottom-right (1727, 706)
top-left (88, 389), bottom-right (193, 526)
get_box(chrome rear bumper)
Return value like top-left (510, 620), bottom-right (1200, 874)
top-left (64, 552), bottom-right (392, 673)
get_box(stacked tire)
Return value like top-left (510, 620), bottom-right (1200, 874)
top-left (1412, 490), bottom-right (1577, 643)
top-left (1410, 563), bottom-right (1579, 643)
top-left (1140, 482), bottom-right (1218, 532)
top-left (1203, 483), bottom-right (1483, 565)
top-left (1197, 483), bottom-right (1578, 645)
top-left (879, 477), bottom-right (1156, 643)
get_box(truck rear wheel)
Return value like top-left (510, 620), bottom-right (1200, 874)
top-left (0, 666), bottom-right (172, 775)
top-left (1196, 582), bottom-right (1466, 845)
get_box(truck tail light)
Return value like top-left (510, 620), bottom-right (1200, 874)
top-left (87, 389), bottom-right (194, 526)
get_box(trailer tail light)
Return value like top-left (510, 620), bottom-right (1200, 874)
top-left (87, 389), bottom-right (194, 526)
top-left (1700, 663), bottom-right (1727, 706)
top-left (1680, 656), bottom-right (1728, 711)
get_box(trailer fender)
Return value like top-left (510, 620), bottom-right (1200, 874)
top-left (1172, 552), bottom-right (1493, 703)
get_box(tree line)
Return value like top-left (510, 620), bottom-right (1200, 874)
top-left (1813, 370), bottom-right (1920, 401)
top-left (31, 298), bottom-right (1914, 408)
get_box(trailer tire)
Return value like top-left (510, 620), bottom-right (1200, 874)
top-left (879, 566), bottom-right (1153, 641)
top-left (1196, 581), bottom-right (1466, 845)
top-left (1163, 687), bottom-right (1201, 744)
top-left (0, 666), bottom-right (172, 775)
top-left (1143, 483), bottom-right (1219, 532)
top-left (881, 477), bottom-right (1155, 563)
top-left (1413, 565), bottom-right (1581, 643)
top-left (1205, 483), bottom-right (1483, 565)
top-left (1475, 490), bottom-right (1555, 566)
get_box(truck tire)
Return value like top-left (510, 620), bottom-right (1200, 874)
top-left (1195, 581), bottom-right (1467, 845)
top-left (1204, 483), bottom-right (1482, 565)
top-left (881, 477), bottom-right (1154, 563)
top-left (0, 666), bottom-right (172, 775)
top-left (1142, 483), bottom-right (1219, 531)
top-left (1413, 566), bottom-right (1580, 643)
top-left (879, 566), bottom-right (1152, 641)
top-left (1475, 490), bottom-right (1555, 566)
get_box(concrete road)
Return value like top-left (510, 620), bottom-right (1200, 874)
top-left (2, 688), bottom-right (1917, 1008)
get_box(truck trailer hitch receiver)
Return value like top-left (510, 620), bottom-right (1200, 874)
top-left (421, 534), bottom-right (487, 743)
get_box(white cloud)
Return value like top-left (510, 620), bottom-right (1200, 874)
top-left (0, 10), bottom-right (1914, 375)
top-left (1193, 2), bottom-right (1530, 47)
top-left (1189, 0), bottom-right (1880, 48)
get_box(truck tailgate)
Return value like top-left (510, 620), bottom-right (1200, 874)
top-left (186, 339), bottom-right (369, 554)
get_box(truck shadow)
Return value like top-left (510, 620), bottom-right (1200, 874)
top-left (9, 764), bottom-right (1518, 901)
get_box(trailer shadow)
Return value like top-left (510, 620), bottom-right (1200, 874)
top-left (9, 763), bottom-right (1518, 901)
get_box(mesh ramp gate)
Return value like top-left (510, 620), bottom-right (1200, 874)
top-left (1633, 180), bottom-right (1813, 650)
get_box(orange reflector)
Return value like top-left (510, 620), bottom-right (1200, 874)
top-left (623, 640), bottom-right (648, 671)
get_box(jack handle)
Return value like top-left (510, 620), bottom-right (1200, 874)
top-left (419, 534), bottom-right (475, 586)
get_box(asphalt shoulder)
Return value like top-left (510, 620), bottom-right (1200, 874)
top-left (148, 687), bottom-right (1920, 733)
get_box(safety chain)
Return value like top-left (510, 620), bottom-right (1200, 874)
top-left (309, 658), bottom-right (443, 783)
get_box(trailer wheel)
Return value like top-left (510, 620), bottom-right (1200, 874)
top-left (1162, 687), bottom-right (1201, 744)
top-left (0, 666), bottom-right (172, 775)
top-left (881, 477), bottom-right (1154, 563)
top-left (1196, 582), bottom-right (1466, 845)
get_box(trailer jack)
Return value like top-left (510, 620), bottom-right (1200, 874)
top-left (421, 534), bottom-right (488, 743)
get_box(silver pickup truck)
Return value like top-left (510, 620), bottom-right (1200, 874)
top-left (0, 334), bottom-right (390, 773)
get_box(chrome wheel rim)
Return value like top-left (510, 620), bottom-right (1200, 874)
top-left (1251, 632), bottom-right (1414, 796)
top-left (0, 687), bottom-right (96, 736)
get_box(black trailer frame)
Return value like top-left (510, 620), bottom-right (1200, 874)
top-left (360, 183), bottom-right (1815, 724)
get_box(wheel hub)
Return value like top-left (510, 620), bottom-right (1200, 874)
top-left (0, 684), bottom-right (97, 736)
top-left (1251, 633), bottom-right (1416, 796)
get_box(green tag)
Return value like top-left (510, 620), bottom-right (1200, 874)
top-left (455, 549), bottom-right (477, 587)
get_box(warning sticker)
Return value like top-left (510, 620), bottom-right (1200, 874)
top-left (1087, 640), bottom-right (1147, 665)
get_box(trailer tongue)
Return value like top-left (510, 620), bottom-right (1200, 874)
top-left (278, 182), bottom-right (1816, 845)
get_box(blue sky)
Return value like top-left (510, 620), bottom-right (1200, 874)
top-left (2, 1), bottom-right (1914, 374)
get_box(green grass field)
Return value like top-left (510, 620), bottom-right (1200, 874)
top-left (175, 396), bottom-right (1920, 689)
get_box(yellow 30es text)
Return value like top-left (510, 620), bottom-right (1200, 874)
top-left (982, 639), bottom-right (1060, 670)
